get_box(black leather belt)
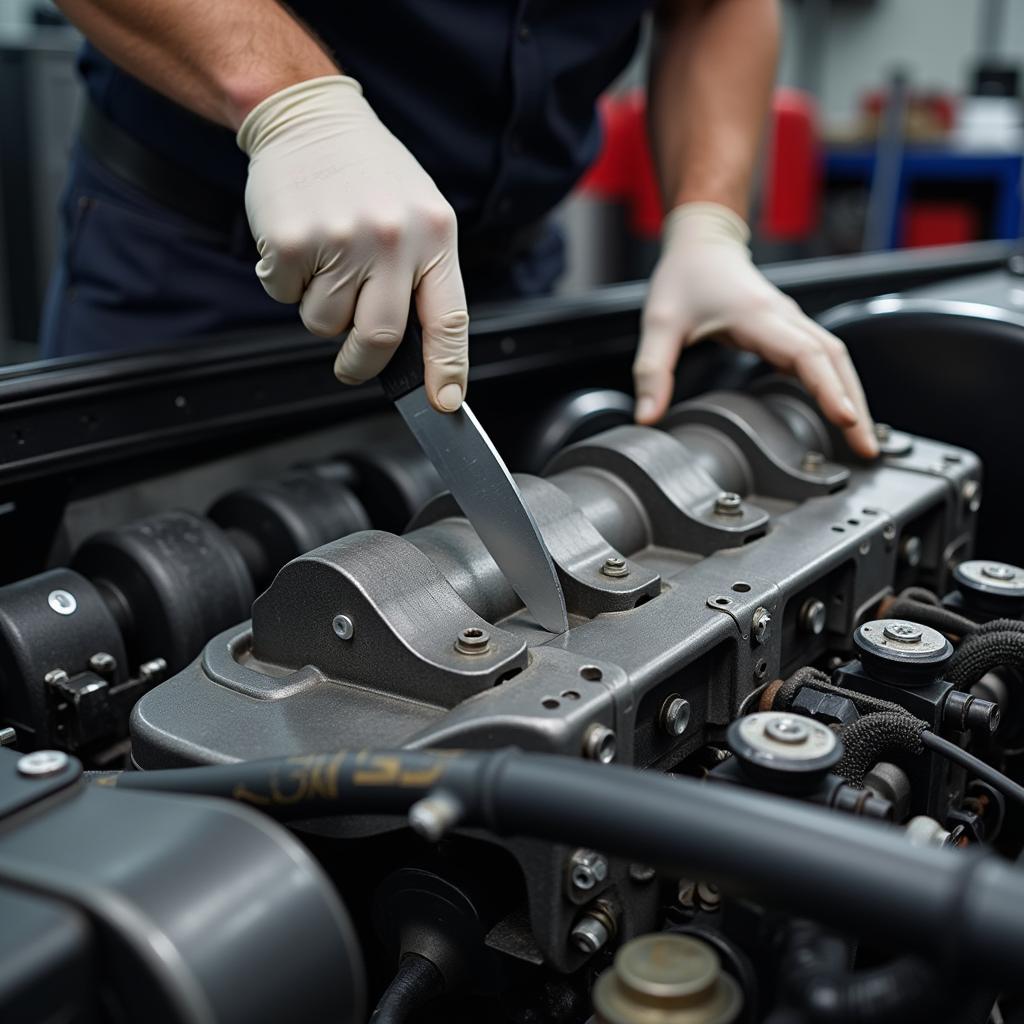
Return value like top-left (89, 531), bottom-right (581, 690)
top-left (80, 100), bottom-right (249, 244)
top-left (79, 99), bottom-right (547, 270)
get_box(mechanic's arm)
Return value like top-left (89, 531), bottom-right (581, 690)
top-left (54, 0), bottom-right (468, 412)
top-left (635, 0), bottom-right (877, 456)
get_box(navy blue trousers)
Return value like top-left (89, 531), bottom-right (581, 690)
top-left (39, 146), bottom-right (564, 359)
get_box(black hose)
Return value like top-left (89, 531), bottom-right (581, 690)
top-left (947, 628), bottom-right (1024, 688)
top-left (897, 587), bottom-right (941, 607)
top-left (782, 920), bottom-right (942, 1024)
top-left (834, 712), bottom-right (927, 787)
top-left (111, 747), bottom-right (1024, 988)
top-left (920, 731), bottom-right (1024, 807)
top-left (369, 954), bottom-right (444, 1024)
top-left (884, 598), bottom-right (978, 640)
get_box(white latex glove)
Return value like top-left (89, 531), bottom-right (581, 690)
top-left (634, 202), bottom-right (878, 457)
top-left (237, 75), bottom-right (469, 412)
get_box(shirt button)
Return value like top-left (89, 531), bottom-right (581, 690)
top-left (517, 22), bottom-right (531, 42)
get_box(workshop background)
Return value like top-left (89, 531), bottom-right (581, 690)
top-left (0, 0), bottom-right (1022, 363)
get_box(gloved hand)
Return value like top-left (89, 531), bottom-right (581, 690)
top-left (237, 75), bottom-right (469, 412)
top-left (633, 202), bottom-right (878, 457)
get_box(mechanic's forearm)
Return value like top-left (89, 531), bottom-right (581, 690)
top-left (55, 0), bottom-right (338, 128)
top-left (649, 0), bottom-right (779, 219)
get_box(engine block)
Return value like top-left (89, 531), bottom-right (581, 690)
top-left (131, 380), bottom-right (981, 972)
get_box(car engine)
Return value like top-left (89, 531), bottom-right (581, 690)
top-left (2, 266), bottom-right (1024, 1024)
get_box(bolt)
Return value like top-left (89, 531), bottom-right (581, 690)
top-left (408, 790), bottom-right (464, 842)
top-left (678, 881), bottom-right (697, 909)
top-left (572, 915), bottom-right (610, 955)
top-left (982, 563), bottom-right (1017, 582)
top-left (88, 652), bottom-right (117, 677)
top-left (0, 727), bottom-right (16, 747)
top-left (899, 535), bottom-right (922, 568)
top-left (751, 607), bottom-right (772, 645)
top-left (764, 716), bottom-right (810, 744)
top-left (962, 480), bottom-right (982, 513)
top-left (884, 621), bottom-right (923, 643)
top-left (695, 882), bottom-right (721, 912)
top-left (47, 590), bottom-right (77, 616)
top-left (801, 450), bottom-right (825, 472)
top-left (17, 750), bottom-right (69, 778)
top-left (629, 863), bottom-right (656, 884)
top-left (714, 491), bottom-right (743, 517)
top-left (882, 523), bottom-right (897, 544)
top-left (799, 598), bottom-right (827, 636)
top-left (660, 695), bottom-right (691, 737)
top-left (905, 815), bottom-right (951, 848)
top-left (43, 669), bottom-right (69, 686)
top-left (332, 614), bottom-right (354, 640)
top-left (139, 658), bottom-right (168, 684)
top-left (569, 849), bottom-right (609, 893)
top-left (600, 555), bottom-right (630, 578)
top-left (875, 423), bottom-right (892, 442)
top-left (582, 724), bottom-right (617, 763)
top-left (454, 626), bottom-right (490, 655)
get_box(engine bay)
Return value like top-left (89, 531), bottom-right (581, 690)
top-left (2, 256), bottom-right (1024, 1024)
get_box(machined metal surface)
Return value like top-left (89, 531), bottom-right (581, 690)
top-left (129, 386), bottom-right (981, 970)
top-left (394, 390), bottom-right (568, 633)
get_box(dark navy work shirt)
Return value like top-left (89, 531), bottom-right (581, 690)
top-left (80, 3), bottom-right (653, 235)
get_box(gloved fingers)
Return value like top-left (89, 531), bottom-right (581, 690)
top-left (633, 309), bottom-right (690, 424)
top-left (805, 320), bottom-right (879, 458)
top-left (415, 250), bottom-right (470, 413)
top-left (299, 267), bottom-right (358, 338)
top-left (333, 271), bottom-right (414, 385)
top-left (730, 310), bottom-right (859, 434)
top-left (255, 234), bottom-right (310, 305)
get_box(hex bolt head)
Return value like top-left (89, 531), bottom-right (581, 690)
top-left (572, 914), bottom-right (610, 955)
top-left (799, 598), bottom-right (827, 636)
top-left (875, 423), bottom-right (892, 443)
top-left (582, 724), bottom-right (617, 763)
top-left (600, 555), bottom-right (630, 578)
top-left (660, 695), bottom-right (691, 737)
top-left (332, 614), bottom-right (355, 640)
top-left (751, 607), bottom-right (772, 645)
top-left (88, 652), bottom-right (118, 677)
top-left (0, 727), bottom-right (17, 748)
top-left (568, 849), bottom-right (609, 893)
top-left (17, 750), bottom-right (69, 778)
top-left (139, 658), bottom-right (168, 684)
top-left (454, 626), bottom-right (490, 655)
top-left (801, 450), bottom-right (825, 472)
top-left (714, 491), bottom-right (743, 516)
top-left (899, 536), bottom-right (922, 568)
top-left (882, 523), bottom-right (897, 544)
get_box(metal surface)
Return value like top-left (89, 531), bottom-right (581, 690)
top-left (592, 933), bottom-right (743, 1024)
top-left (955, 558), bottom-right (1024, 596)
top-left (16, 750), bottom-right (69, 777)
top-left (394, 390), bottom-right (568, 634)
top-left (129, 387), bottom-right (980, 971)
top-left (0, 748), bottom-right (364, 1023)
